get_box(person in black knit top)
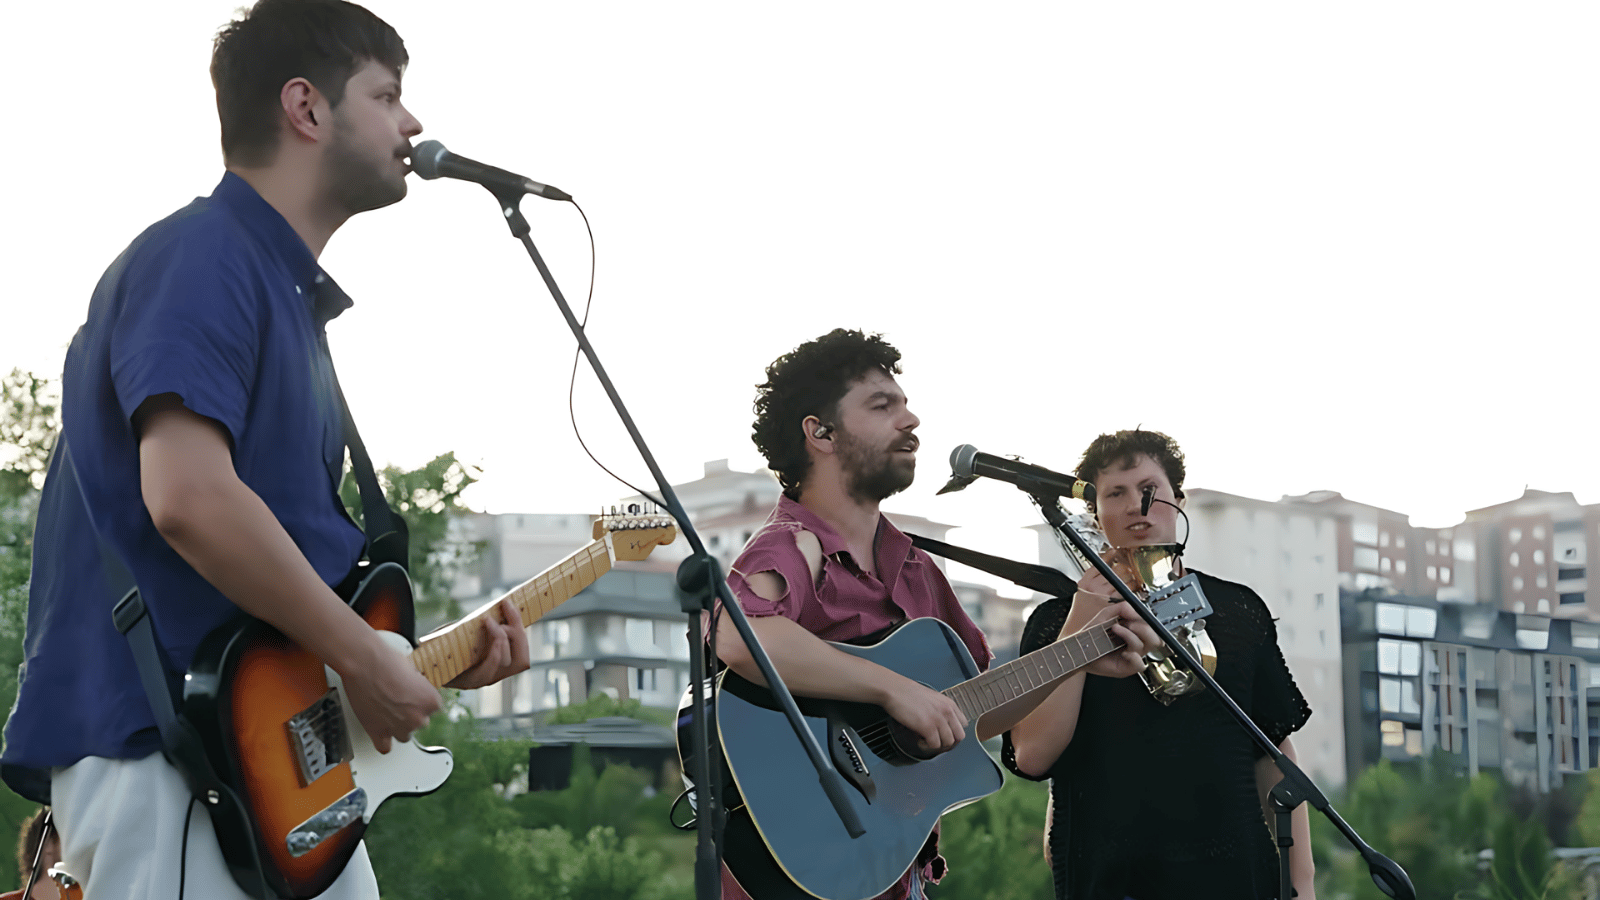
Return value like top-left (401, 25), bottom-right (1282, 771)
top-left (1003, 429), bottom-right (1314, 900)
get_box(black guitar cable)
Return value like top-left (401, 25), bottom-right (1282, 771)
top-left (179, 795), bottom-right (198, 900)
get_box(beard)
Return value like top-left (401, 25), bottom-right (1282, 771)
top-left (323, 119), bottom-right (408, 216)
top-left (835, 429), bottom-right (915, 503)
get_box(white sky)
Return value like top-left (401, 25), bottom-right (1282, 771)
top-left (5, 2), bottom-right (1599, 591)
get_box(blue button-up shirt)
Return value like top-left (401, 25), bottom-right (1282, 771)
top-left (2, 173), bottom-right (367, 781)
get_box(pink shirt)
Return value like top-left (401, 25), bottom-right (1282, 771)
top-left (718, 495), bottom-right (992, 899)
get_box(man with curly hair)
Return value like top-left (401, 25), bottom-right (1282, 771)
top-left (713, 329), bottom-right (1084, 899)
top-left (1003, 429), bottom-right (1315, 900)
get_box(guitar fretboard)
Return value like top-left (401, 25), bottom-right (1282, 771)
top-left (409, 536), bottom-right (616, 688)
top-left (942, 619), bottom-right (1123, 722)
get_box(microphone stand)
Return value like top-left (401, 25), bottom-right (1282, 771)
top-left (478, 187), bottom-right (864, 900)
top-left (1029, 492), bottom-right (1414, 900)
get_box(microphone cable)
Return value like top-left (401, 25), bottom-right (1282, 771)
top-left (560, 200), bottom-right (668, 512)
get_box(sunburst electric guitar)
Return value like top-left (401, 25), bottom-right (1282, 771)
top-left (183, 512), bottom-right (676, 900)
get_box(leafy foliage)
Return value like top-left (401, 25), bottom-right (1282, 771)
top-left (0, 371), bottom-right (58, 888)
top-left (338, 451), bottom-right (483, 626)
top-left (512, 744), bottom-right (673, 840)
top-left (933, 774), bottom-right (1054, 900)
top-left (545, 692), bottom-right (672, 727)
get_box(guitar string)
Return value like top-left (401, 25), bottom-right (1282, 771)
top-left (845, 620), bottom-right (1121, 760)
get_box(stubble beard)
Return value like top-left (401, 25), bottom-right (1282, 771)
top-left (324, 117), bottom-right (407, 216)
top-left (836, 431), bottom-right (915, 503)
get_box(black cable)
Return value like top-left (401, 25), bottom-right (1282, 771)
top-left (561, 200), bottom-right (667, 510)
top-left (178, 795), bottom-right (198, 900)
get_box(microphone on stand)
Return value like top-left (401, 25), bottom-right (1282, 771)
top-left (410, 140), bottom-right (572, 202)
top-left (936, 444), bottom-right (1095, 502)
top-left (1141, 485), bottom-right (1156, 516)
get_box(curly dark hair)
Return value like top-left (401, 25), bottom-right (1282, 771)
top-left (1074, 428), bottom-right (1186, 508)
top-left (15, 806), bottom-right (52, 881)
top-left (752, 329), bottom-right (903, 498)
top-left (212, 0), bottom-right (408, 166)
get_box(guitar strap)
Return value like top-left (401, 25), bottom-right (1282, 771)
top-left (906, 532), bottom-right (1078, 598)
top-left (331, 374), bottom-right (410, 571)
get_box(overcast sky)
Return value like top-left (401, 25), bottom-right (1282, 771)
top-left (5, 2), bottom-right (1598, 590)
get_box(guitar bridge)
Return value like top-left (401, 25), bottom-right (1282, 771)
top-left (287, 689), bottom-right (353, 787)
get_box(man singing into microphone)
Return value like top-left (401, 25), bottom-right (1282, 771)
top-left (1003, 429), bottom-right (1314, 900)
top-left (1, 2), bottom-right (530, 897)
top-left (712, 330), bottom-right (1151, 899)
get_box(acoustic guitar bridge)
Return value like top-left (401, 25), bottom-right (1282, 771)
top-left (829, 721), bottom-right (876, 803)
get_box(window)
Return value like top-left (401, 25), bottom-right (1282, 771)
top-left (1380, 678), bottom-right (1402, 712)
top-left (1381, 719), bottom-right (1404, 746)
top-left (1428, 565), bottom-right (1438, 581)
top-left (1378, 639), bottom-right (1402, 674)
top-left (1380, 532), bottom-right (1391, 548)
top-left (1510, 552), bottom-right (1520, 568)
top-left (1426, 540), bottom-right (1437, 555)
top-left (1406, 607), bottom-right (1437, 639)
top-left (1315, 593), bottom-right (1326, 609)
top-left (1376, 603), bottom-right (1407, 635)
top-left (1396, 559), bottom-right (1407, 575)
top-left (1513, 577), bottom-right (1524, 591)
top-left (1381, 557), bottom-right (1392, 572)
top-left (544, 669), bottom-right (570, 708)
top-left (1441, 566), bottom-right (1451, 583)
top-left (1397, 535), bottom-right (1406, 549)
top-left (1535, 549), bottom-right (1546, 565)
top-left (1355, 547), bottom-right (1381, 570)
top-left (1534, 525), bottom-right (1546, 540)
top-left (1510, 527), bottom-right (1523, 544)
top-left (626, 618), bottom-right (656, 650)
top-left (544, 620), bottom-right (571, 656)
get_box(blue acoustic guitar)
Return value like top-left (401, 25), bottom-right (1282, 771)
top-left (681, 574), bottom-right (1212, 900)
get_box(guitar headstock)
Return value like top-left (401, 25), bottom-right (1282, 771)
top-left (1146, 574), bottom-right (1213, 629)
top-left (594, 507), bottom-right (679, 560)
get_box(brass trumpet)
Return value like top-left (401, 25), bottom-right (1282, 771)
top-left (1047, 506), bottom-right (1217, 704)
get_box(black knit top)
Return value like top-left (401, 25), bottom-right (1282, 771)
top-left (1001, 571), bottom-right (1312, 900)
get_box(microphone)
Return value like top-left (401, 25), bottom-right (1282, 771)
top-left (1141, 485), bottom-right (1155, 516)
top-left (936, 444), bottom-right (1095, 503)
top-left (410, 140), bottom-right (571, 202)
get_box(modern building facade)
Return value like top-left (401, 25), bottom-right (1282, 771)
top-left (1344, 590), bottom-right (1600, 793)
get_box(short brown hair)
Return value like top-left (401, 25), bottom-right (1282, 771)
top-left (1074, 428), bottom-right (1186, 507)
top-left (211, 0), bottom-right (408, 166)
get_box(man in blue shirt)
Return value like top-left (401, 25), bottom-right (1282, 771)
top-left (2, 1), bottom-right (529, 896)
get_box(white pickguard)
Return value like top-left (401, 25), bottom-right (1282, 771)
top-left (323, 630), bottom-right (454, 822)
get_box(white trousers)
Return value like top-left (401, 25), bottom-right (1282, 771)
top-left (52, 754), bottom-right (379, 900)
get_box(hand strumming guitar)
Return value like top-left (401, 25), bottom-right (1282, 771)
top-left (1067, 561), bottom-right (1158, 680)
top-left (881, 675), bottom-right (967, 754)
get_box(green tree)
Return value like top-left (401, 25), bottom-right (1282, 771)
top-left (933, 775), bottom-right (1054, 900)
top-left (0, 369), bottom-right (58, 888)
top-left (339, 452), bottom-right (483, 626)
